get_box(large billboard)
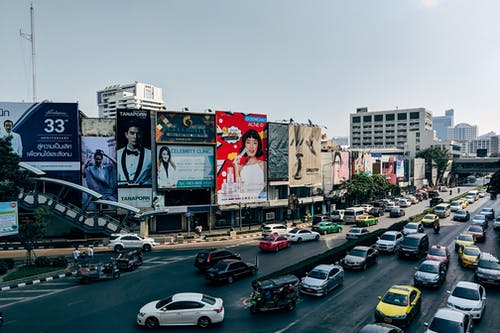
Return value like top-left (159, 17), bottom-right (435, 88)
top-left (155, 111), bottom-right (215, 144)
top-left (81, 119), bottom-right (117, 208)
top-left (216, 111), bottom-right (267, 204)
top-left (0, 102), bottom-right (81, 184)
top-left (288, 125), bottom-right (321, 187)
top-left (116, 109), bottom-right (152, 208)
top-left (0, 201), bottom-right (19, 237)
top-left (156, 145), bottom-right (214, 189)
top-left (332, 151), bottom-right (350, 185)
top-left (268, 123), bottom-right (289, 180)
top-left (382, 156), bottom-right (397, 184)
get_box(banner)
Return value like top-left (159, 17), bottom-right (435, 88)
top-left (332, 151), bottom-right (350, 185)
top-left (0, 201), bottom-right (19, 237)
top-left (155, 111), bottom-right (215, 144)
top-left (216, 111), bottom-right (267, 204)
top-left (396, 157), bottom-right (405, 182)
top-left (382, 156), bottom-right (397, 184)
top-left (157, 145), bottom-right (214, 189)
top-left (268, 123), bottom-right (289, 180)
top-left (288, 125), bottom-right (321, 187)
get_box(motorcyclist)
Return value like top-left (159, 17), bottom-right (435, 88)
top-left (433, 220), bottom-right (440, 234)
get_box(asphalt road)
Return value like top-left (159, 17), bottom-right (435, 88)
top-left (1, 187), bottom-right (499, 333)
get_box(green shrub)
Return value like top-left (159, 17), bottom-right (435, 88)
top-left (0, 258), bottom-right (15, 269)
top-left (51, 256), bottom-right (68, 267)
top-left (0, 261), bottom-right (8, 275)
top-left (35, 256), bottom-right (52, 268)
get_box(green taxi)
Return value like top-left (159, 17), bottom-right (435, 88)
top-left (311, 221), bottom-right (343, 235)
top-left (356, 214), bottom-right (379, 227)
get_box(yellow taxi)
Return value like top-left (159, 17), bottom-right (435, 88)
top-left (420, 214), bottom-right (439, 228)
top-left (454, 233), bottom-right (475, 252)
top-left (374, 285), bottom-right (422, 327)
top-left (460, 198), bottom-right (469, 208)
top-left (458, 245), bottom-right (481, 268)
top-left (355, 214), bottom-right (378, 227)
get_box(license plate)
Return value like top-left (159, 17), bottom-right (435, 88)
top-left (404, 253), bottom-right (410, 256)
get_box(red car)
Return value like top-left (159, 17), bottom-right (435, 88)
top-left (426, 245), bottom-right (450, 267)
top-left (259, 236), bottom-right (292, 252)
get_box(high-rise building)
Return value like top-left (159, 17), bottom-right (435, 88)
top-left (448, 123), bottom-right (477, 141)
top-left (432, 109), bottom-right (454, 140)
top-left (97, 82), bottom-right (165, 118)
top-left (469, 132), bottom-right (499, 157)
top-left (350, 107), bottom-right (433, 150)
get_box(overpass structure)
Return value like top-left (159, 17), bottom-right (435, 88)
top-left (451, 157), bottom-right (500, 175)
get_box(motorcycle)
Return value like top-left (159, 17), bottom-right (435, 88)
top-left (433, 223), bottom-right (440, 234)
top-left (76, 260), bottom-right (120, 284)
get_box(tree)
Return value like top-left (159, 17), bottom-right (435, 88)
top-left (19, 206), bottom-right (49, 266)
top-left (340, 173), bottom-right (374, 206)
top-left (487, 170), bottom-right (500, 196)
top-left (416, 147), bottom-right (450, 186)
top-left (0, 137), bottom-right (33, 202)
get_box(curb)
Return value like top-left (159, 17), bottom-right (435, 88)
top-left (0, 270), bottom-right (76, 291)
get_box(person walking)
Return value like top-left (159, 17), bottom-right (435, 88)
top-left (86, 245), bottom-right (94, 263)
top-left (72, 247), bottom-right (80, 266)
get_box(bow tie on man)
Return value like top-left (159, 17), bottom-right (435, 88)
top-left (125, 149), bottom-right (139, 156)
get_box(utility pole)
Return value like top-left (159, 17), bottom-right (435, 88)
top-left (20, 3), bottom-right (37, 102)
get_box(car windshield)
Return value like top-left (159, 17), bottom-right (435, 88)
top-left (463, 248), bottom-right (480, 256)
top-left (481, 208), bottom-right (493, 213)
top-left (468, 226), bottom-right (482, 233)
top-left (308, 270), bottom-right (327, 280)
top-left (382, 292), bottom-right (408, 306)
top-left (458, 234), bottom-right (473, 241)
top-left (424, 215), bottom-right (435, 220)
top-left (473, 215), bottom-right (486, 221)
top-left (429, 317), bottom-right (462, 332)
top-left (380, 234), bottom-right (396, 241)
top-left (456, 210), bottom-right (466, 215)
top-left (478, 260), bottom-right (500, 270)
top-left (156, 296), bottom-right (173, 309)
top-left (212, 261), bottom-right (229, 270)
top-left (349, 248), bottom-right (367, 257)
top-left (419, 263), bottom-right (439, 273)
top-left (452, 286), bottom-right (480, 300)
top-left (263, 237), bottom-right (278, 242)
top-left (406, 224), bottom-right (418, 230)
top-left (350, 229), bottom-right (362, 234)
top-left (289, 229), bottom-right (300, 234)
top-left (401, 238), bottom-right (419, 246)
top-left (451, 202), bottom-right (461, 206)
top-left (429, 247), bottom-right (446, 256)
top-left (319, 222), bottom-right (331, 227)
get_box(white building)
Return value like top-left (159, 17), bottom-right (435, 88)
top-left (447, 123), bottom-right (477, 141)
top-left (97, 82), bottom-right (165, 118)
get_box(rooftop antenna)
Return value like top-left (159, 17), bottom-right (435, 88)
top-left (20, 2), bottom-right (36, 102)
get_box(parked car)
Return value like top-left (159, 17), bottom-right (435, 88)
top-left (330, 209), bottom-right (345, 222)
top-left (424, 308), bottom-right (474, 333)
top-left (465, 225), bottom-right (485, 242)
top-left (311, 221), bottom-right (343, 235)
top-left (414, 259), bottom-right (447, 288)
top-left (312, 214), bottom-right (332, 225)
top-left (455, 233), bottom-right (475, 252)
top-left (285, 228), bottom-right (320, 243)
top-left (389, 208), bottom-right (406, 218)
top-left (259, 236), bottom-right (292, 252)
top-left (108, 233), bottom-right (157, 252)
top-left (429, 197), bottom-right (444, 207)
top-left (136, 292), bottom-right (224, 329)
top-left (471, 214), bottom-right (488, 229)
top-left (458, 245), bottom-right (481, 268)
top-left (360, 204), bottom-right (374, 213)
top-left (374, 285), bottom-right (422, 327)
top-left (356, 214), bottom-right (379, 227)
top-left (475, 252), bottom-right (500, 286)
top-left (358, 323), bottom-right (403, 333)
top-left (402, 222), bottom-right (424, 236)
top-left (369, 207), bottom-right (385, 217)
top-left (494, 216), bottom-right (500, 230)
top-left (397, 233), bottom-right (429, 260)
top-left (261, 223), bottom-right (288, 237)
top-left (427, 245), bottom-right (450, 267)
top-left (299, 264), bottom-right (344, 297)
top-left (446, 281), bottom-right (486, 320)
top-left (346, 227), bottom-right (370, 240)
top-left (421, 214), bottom-right (439, 228)
top-left (341, 245), bottom-right (378, 271)
top-left (375, 231), bottom-right (404, 254)
top-left (479, 207), bottom-right (495, 220)
top-left (453, 210), bottom-right (470, 222)
top-left (205, 259), bottom-right (257, 284)
top-left (194, 249), bottom-right (241, 272)
top-left (115, 249), bottom-right (143, 271)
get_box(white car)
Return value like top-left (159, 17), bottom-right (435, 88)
top-left (375, 231), bottom-right (403, 253)
top-left (299, 264), bottom-right (344, 297)
top-left (402, 222), bottom-right (424, 236)
top-left (285, 228), bottom-right (320, 243)
top-left (494, 216), bottom-right (500, 231)
top-left (465, 195), bottom-right (476, 204)
top-left (450, 200), bottom-right (464, 212)
top-left (425, 308), bottom-right (474, 333)
top-left (137, 292), bottom-right (224, 328)
top-left (261, 223), bottom-right (289, 237)
top-left (398, 198), bottom-right (411, 208)
top-left (446, 281), bottom-right (486, 320)
top-left (108, 233), bottom-right (157, 252)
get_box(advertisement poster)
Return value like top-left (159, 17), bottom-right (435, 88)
top-left (116, 109), bottom-right (152, 208)
top-left (267, 123), bottom-right (289, 180)
top-left (157, 145), bottom-right (214, 189)
top-left (332, 151), bottom-right (350, 185)
top-left (0, 201), bottom-right (19, 237)
top-left (396, 157), bottom-right (405, 182)
top-left (0, 102), bottom-right (81, 184)
top-left (81, 118), bottom-right (117, 208)
top-left (155, 111), bottom-right (215, 144)
top-left (289, 125), bottom-right (321, 187)
top-left (216, 111), bottom-right (267, 204)
top-left (382, 156), bottom-right (397, 184)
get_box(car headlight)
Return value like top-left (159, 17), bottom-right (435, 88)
top-left (472, 307), bottom-right (482, 311)
top-left (447, 302), bottom-right (454, 308)
top-left (392, 313), bottom-right (407, 319)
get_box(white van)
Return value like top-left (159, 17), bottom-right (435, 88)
top-left (343, 207), bottom-right (365, 224)
top-left (434, 203), bottom-right (451, 218)
top-left (330, 210), bottom-right (345, 222)
top-left (467, 190), bottom-right (479, 201)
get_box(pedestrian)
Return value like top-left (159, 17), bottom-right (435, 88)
top-left (86, 245), bottom-right (94, 263)
top-left (194, 225), bottom-right (202, 238)
top-left (72, 247), bottom-right (80, 266)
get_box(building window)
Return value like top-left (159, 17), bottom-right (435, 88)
top-left (352, 116), bottom-right (361, 123)
top-left (363, 115), bottom-right (372, 122)
top-left (410, 112), bottom-right (420, 119)
top-left (416, 132), bottom-right (420, 137)
top-left (397, 113), bottom-right (407, 120)
top-left (385, 114), bottom-right (395, 121)
top-left (374, 115), bottom-right (383, 122)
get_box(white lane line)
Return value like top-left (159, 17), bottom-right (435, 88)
top-left (0, 297), bottom-right (24, 301)
top-left (274, 320), bottom-right (300, 333)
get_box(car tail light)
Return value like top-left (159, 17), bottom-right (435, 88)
top-left (207, 254), bottom-right (211, 263)
top-left (213, 307), bottom-right (223, 313)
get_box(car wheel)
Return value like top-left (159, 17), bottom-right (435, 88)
top-left (315, 235), bottom-right (320, 241)
top-left (336, 228), bottom-right (341, 233)
top-left (287, 242), bottom-right (291, 248)
top-left (145, 317), bottom-right (159, 329)
top-left (323, 230), bottom-right (327, 235)
top-left (275, 246), bottom-right (280, 253)
top-left (322, 287), bottom-right (329, 296)
top-left (113, 271), bottom-right (120, 279)
top-left (286, 301), bottom-right (296, 311)
top-left (227, 276), bottom-right (234, 284)
top-left (197, 316), bottom-right (211, 328)
top-left (363, 263), bottom-right (367, 271)
top-left (143, 244), bottom-right (152, 252)
top-left (297, 238), bottom-right (303, 244)
top-left (114, 245), bottom-right (123, 252)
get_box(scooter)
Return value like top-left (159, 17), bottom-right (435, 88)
top-left (433, 224), bottom-right (440, 234)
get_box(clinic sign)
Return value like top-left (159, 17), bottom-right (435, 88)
top-left (156, 111), bottom-right (215, 144)
top-left (0, 202), bottom-right (19, 237)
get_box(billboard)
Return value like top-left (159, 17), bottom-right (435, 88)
top-left (156, 145), bottom-right (214, 189)
top-left (0, 102), bottom-right (81, 184)
top-left (396, 157), bottom-right (405, 182)
top-left (216, 111), bottom-right (267, 204)
top-left (0, 201), bottom-right (19, 237)
top-left (155, 111), bottom-right (215, 144)
top-left (81, 118), bottom-right (117, 208)
top-left (332, 151), bottom-right (350, 185)
top-left (382, 156), bottom-right (397, 184)
top-left (268, 123), bottom-right (289, 180)
top-left (116, 109), bottom-right (152, 208)
top-left (289, 125), bottom-right (321, 187)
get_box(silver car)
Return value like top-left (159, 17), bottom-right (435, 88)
top-left (471, 215), bottom-right (488, 229)
top-left (425, 308), bottom-right (474, 333)
top-left (375, 231), bottom-right (403, 253)
top-left (414, 260), bottom-right (447, 288)
top-left (299, 264), bottom-right (344, 297)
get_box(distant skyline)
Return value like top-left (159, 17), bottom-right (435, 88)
top-left (1, 0), bottom-right (498, 137)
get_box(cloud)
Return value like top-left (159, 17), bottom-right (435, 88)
top-left (422, 0), bottom-right (441, 9)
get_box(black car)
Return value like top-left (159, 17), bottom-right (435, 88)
top-left (389, 208), bottom-right (405, 218)
top-left (453, 209), bottom-right (470, 222)
top-left (429, 197), bottom-right (444, 207)
top-left (115, 249), bottom-right (143, 271)
top-left (428, 190), bottom-right (440, 199)
top-left (369, 207), bottom-right (385, 217)
top-left (194, 249), bottom-right (241, 272)
top-left (205, 259), bottom-right (257, 284)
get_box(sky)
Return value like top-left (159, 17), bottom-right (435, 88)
top-left (1, 0), bottom-right (499, 138)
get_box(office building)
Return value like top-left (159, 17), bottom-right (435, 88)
top-left (97, 82), bottom-right (165, 118)
top-left (432, 109), bottom-right (454, 140)
top-left (447, 123), bottom-right (477, 141)
top-left (469, 132), bottom-right (499, 157)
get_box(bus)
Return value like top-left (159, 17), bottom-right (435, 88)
top-left (343, 207), bottom-right (366, 224)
